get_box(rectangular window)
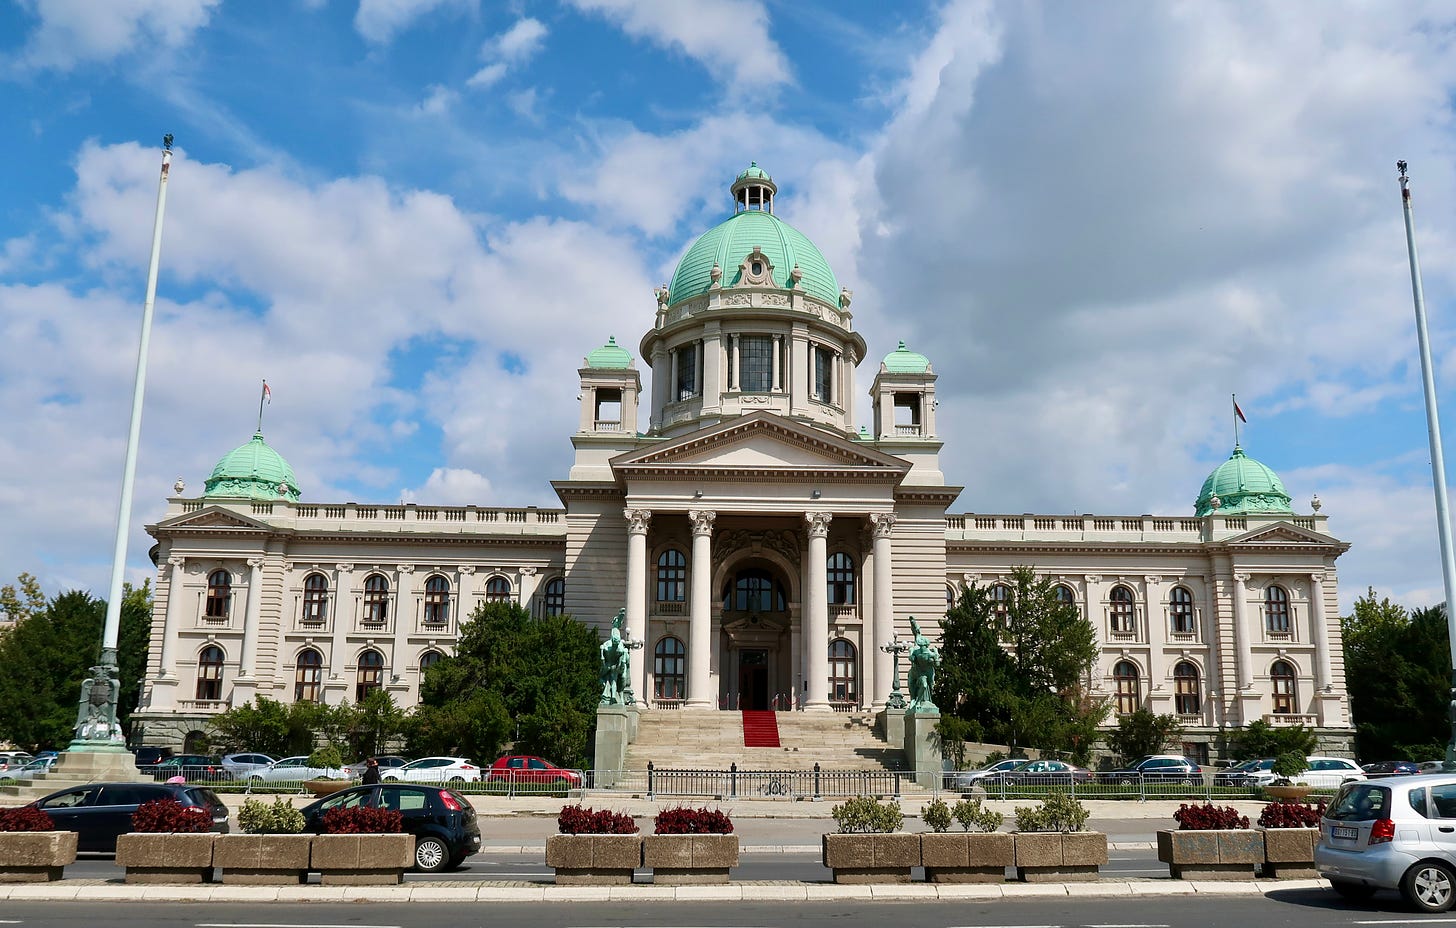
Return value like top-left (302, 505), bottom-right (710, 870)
top-left (676, 344), bottom-right (698, 400)
top-left (740, 336), bottom-right (772, 392)
top-left (813, 346), bottom-right (833, 402)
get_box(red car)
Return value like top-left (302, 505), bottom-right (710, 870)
top-left (487, 755), bottom-right (582, 787)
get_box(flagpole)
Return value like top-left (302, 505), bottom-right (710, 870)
top-left (1232, 393), bottom-right (1241, 448)
top-left (257, 380), bottom-right (267, 432)
top-left (1397, 161), bottom-right (1456, 767)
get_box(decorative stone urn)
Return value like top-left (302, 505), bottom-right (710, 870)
top-left (213, 834), bottom-right (313, 884)
top-left (921, 832), bottom-right (1013, 883)
top-left (1156, 829), bottom-right (1264, 880)
top-left (642, 834), bottom-right (739, 884)
top-left (546, 834), bottom-right (643, 885)
top-left (1264, 784), bottom-right (1313, 802)
top-left (0, 832), bottom-right (78, 882)
top-left (1013, 832), bottom-right (1107, 882)
top-left (309, 834), bottom-right (414, 885)
top-left (1262, 827), bottom-right (1319, 879)
top-left (821, 833), bottom-right (921, 884)
top-left (304, 779), bottom-right (355, 797)
top-left (116, 832), bottom-right (219, 884)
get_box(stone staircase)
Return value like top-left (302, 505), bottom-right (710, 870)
top-left (622, 709), bottom-right (906, 773)
top-left (0, 751), bottom-right (150, 803)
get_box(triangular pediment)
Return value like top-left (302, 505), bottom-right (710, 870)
top-left (154, 506), bottom-right (272, 532)
top-left (1226, 521), bottom-right (1339, 546)
top-left (612, 412), bottom-right (910, 474)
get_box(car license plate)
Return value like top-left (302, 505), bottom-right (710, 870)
top-left (1332, 825), bottom-right (1358, 840)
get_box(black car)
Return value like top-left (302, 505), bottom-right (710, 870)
top-left (300, 783), bottom-right (481, 872)
top-left (1362, 760), bottom-right (1420, 778)
top-left (1100, 755), bottom-right (1203, 785)
top-left (132, 746), bottom-right (174, 771)
top-left (30, 782), bottom-right (229, 852)
top-left (148, 754), bottom-right (224, 781)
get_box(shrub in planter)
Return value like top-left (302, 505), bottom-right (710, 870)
top-left (1012, 791), bottom-right (1104, 883)
top-left (1159, 803), bottom-right (1261, 880)
top-left (219, 799), bottom-right (310, 884)
top-left (922, 798), bottom-right (953, 833)
top-left (132, 799), bottom-right (213, 833)
top-left (308, 745), bottom-right (345, 772)
top-left (646, 807), bottom-right (737, 884)
top-left (1258, 800), bottom-right (1325, 829)
top-left (1269, 751), bottom-right (1305, 786)
top-left (1173, 803), bottom-right (1250, 830)
top-left (118, 799), bottom-right (217, 884)
top-left (549, 805), bottom-right (642, 885)
top-left (312, 805), bottom-right (412, 885)
top-left (1259, 799), bottom-right (1325, 879)
top-left (1014, 790), bottom-right (1090, 833)
top-left (558, 804), bottom-right (638, 834)
top-left (924, 798), bottom-right (1010, 883)
top-left (823, 797), bottom-right (917, 884)
top-left (952, 798), bottom-right (1004, 833)
top-left (322, 806), bottom-right (402, 834)
top-left (653, 806), bottom-right (733, 834)
top-left (238, 797), bottom-right (305, 835)
top-left (0, 807), bottom-right (55, 832)
top-left (830, 796), bottom-right (904, 833)
top-left (0, 806), bottom-right (74, 883)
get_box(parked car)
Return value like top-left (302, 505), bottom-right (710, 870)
top-left (382, 757), bottom-right (481, 784)
top-left (148, 754), bottom-right (224, 782)
top-left (299, 782), bottom-right (480, 872)
top-left (1214, 758), bottom-right (1273, 786)
top-left (1363, 761), bottom-right (1421, 778)
top-left (947, 758), bottom-right (1025, 790)
top-left (486, 755), bottom-right (582, 787)
top-left (1214, 756), bottom-right (1364, 788)
top-left (1100, 755), bottom-right (1203, 785)
top-left (220, 753), bottom-right (276, 779)
top-left (1315, 774), bottom-right (1456, 911)
top-left (131, 746), bottom-right (173, 772)
top-left (0, 751), bottom-right (33, 771)
top-left (979, 759), bottom-right (1092, 786)
top-left (0, 756), bottom-right (57, 781)
top-left (344, 755), bottom-right (410, 777)
top-left (249, 755), bottom-right (349, 783)
top-left (1419, 761), bottom-right (1451, 774)
top-left (29, 782), bottom-right (229, 853)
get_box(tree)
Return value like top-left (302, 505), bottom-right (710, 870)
top-left (410, 602), bottom-right (600, 768)
top-left (0, 573), bottom-right (46, 625)
top-left (208, 696), bottom-right (316, 757)
top-left (1107, 708), bottom-right (1185, 765)
top-left (351, 690), bottom-right (409, 759)
top-left (1342, 588), bottom-right (1450, 760)
top-left (1233, 718), bottom-right (1318, 760)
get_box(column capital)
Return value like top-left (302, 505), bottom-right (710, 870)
top-left (398, 564), bottom-right (415, 574)
top-left (336, 563), bottom-right (354, 573)
top-left (166, 555), bottom-right (185, 569)
top-left (247, 557), bottom-right (265, 570)
top-left (520, 565), bottom-right (537, 577)
top-left (1233, 572), bottom-right (1251, 584)
top-left (1309, 571), bottom-right (1327, 586)
top-left (869, 512), bottom-right (896, 538)
top-left (624, 508), bottom-right (653, 535)
top-left (457, 564), bottom-right (475, 575)
top-left (688, 509), bottom-right (717, 536)
top-left (805, 511), bottom-right (833, 538)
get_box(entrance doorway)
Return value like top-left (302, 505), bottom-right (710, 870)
top-left (738, 649), bottom-right (769, 710)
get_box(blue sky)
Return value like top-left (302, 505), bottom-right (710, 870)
top-left (3, 0), bottom-right (1456, 613)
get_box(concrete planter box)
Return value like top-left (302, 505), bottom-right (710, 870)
top-left (1262, 827), bottom-right (1318, 879)
top-left (1156, 829), bottom-right (1264, 880)
top-left (821, 833), bottom-right (921, 884)
top-left (0, 831), bottom-right (78, 882)
top-left (922, 832), bottom-right (1013, 883)
top-left (1013, 831), bottom-right (1107, 882)
top-left (310, 833), bottom-right (414, 885)
top-left (116, 832), bottom-right (218, 884)
top-left (643, 833), bottom-right (739, 884)
top-left (546, 834), bottom-right (643, 885)
top-left (214, 834), bottom-right (313, 884)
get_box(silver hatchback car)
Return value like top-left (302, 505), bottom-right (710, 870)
top-left (1316, 774), bottom-right (1456, 912)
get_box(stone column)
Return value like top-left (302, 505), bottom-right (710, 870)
top-left (240, 558), bottom-right (264, 679)
top-left (456, 565), bottom-right (475, 625)
top-left (773, 335), bottom-right (783, 391)
top-left (1310, 573), bottom-right (1332, 692)
top-left (1231, 572), bottom-right (1252, 692)
top-left (870, 513), bottom-right (896, 710)
top-left (393, 565), bottom-right (415, 682)
top-left (624, 509), bottom-right (652, 703)
top-left (158, 556), bottom-right (186, 679)
top-left (1145, 576), bottom-right (1165, 707)
top-left (328, 566), bottom-right (353, 686)
top-left (804, 511), bottom-right (833, 711)
top-left (518, 566), bottom-right (540, 612)
top-left (687, 509), bottom-right (716, 708)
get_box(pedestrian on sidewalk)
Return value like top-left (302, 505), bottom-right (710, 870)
top-left (361, 757), bottom-right (381, 785)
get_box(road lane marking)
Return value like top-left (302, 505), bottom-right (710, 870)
top-left (1354, 921), bottom-right (1456, 925)
top-left (198, 924), bottom-right (403, 928)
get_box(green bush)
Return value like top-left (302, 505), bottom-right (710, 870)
top-left (1013, 789), bottom-right (1089, 833)
top-left (1271, 751), bottom-right (1306, 781)
top-left (922, 798), bottom-right (952, 833)
top-left (307, 745), bottom-right (344, 771)
top-left (951, 797), bottom-right (1003, 833)
top-left (237, 797), bottom-right (306, 834)
top-left (831, 796), bottom-right (904, 833)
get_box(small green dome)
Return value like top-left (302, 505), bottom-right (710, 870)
top-left (883, 341), bottom-right (931, 374)
top-left (204, 432), bottom-right (301, 502)
top-left (737, 160), bottom-right (771, 181)
top-left (1194, 446), bottom-right (1292, 517)
top-left (586, 336), bottom-right (633, 369)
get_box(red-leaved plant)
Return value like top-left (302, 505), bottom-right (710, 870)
top-left (653, 806), bottom-right (734, 835)
top-left (1257, 799), bottom-right (1326, 829)
top-left (131, 799), bottom-right (212, 833)
top-left (557, 804), bottom-right (638, 835)
top-left (1172, 803), bottom-right (1250, 830)
top-left (321, 806), bottom-right (403, 834)
top-left (0, 806), bottom-right (55, 831)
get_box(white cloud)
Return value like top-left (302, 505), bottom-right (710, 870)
top-left (414, 84), bottom-right (458, 116)
top-left (467, 16), bottom-right (548, 89)
top-left (13, 0), bottom-right (220, 71)
top-left (566, 0), bottom-right (790, 87)
top-left (354, 0), bottom-right (473, 45)
top-left (400, 467), bottom-right (495, 505)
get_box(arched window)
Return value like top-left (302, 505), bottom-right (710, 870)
top-left (827, 553), bottom-right (856, 605)
top-left (1109, 585), bottom-right (1136, 634)
top-left (205, 570), bottom-right (231, 619)
top-left (363, 574), bottom-right (389, 625)
top-left (1113, 660), bottom-right (1140, 715)
top-left (484, 576), bottom-right (512, 603)
top-left (722, 568), bottom-right (786, 612)
top-left (947, 585), bottom-right (958, 609)
top-left (294, 648), bottom-right (322, 702)
top-left (829, 639), bottom-right (858, 705)
top-left (654, 637), bottom-right (686, 701)
top-left (1174, 661), bottom-right (1200, 715)
top-left (196, 645), bottom-right (225, 701)
top-left (1265, 585), bottom-right (1291, 634)
top-left (539, 578), bottom-right (565, 617)
top-left (1271, 660), bottom-right (1297, 713)
top-left (1053, 584), bottom-right (1076, 605)
top-left (656, 550), bottom-right (686, 603)
top-left (356, 650), bottom-right (384, 702)
top-left (1169, 586), bottom-right (1195, 635)
top-left (301, 573), bottom-right (328, 624)
top-left (423, 575), bottom-right (450, 625)
top-left (988, 584), bottom-right (1011, 629)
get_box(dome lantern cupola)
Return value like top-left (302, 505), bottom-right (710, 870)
top-left (203, 431), bottom-right (301, 502)
top-left (1194, 445), bottom-right (1293, 517)
top-left (731, 161), bottom-right (776, 214)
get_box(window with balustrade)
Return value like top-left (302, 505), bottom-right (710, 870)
top-left (1271, 660), bottom-right (1297, 713)
top-left (1109, 585), bottom-right (1136, 634)
top-left (654, 636), bottom-right (685, 701)
top-left (205, 570), bottom-right (231, 619)
top-left (363, 574), bottom-right (389, 625)
top-left (827, 552), bottom-right (856, 605)
top-left (423, 575), bottom-right (450, 625)
top-left (301, 573), bottom-right (328, 624)
top-left (484, 576), bottom-right (511, 603)
top-left (1170, 586), bottom-right (1195, 635)
top-left (1174, 660), bottom-right (1201, 715)
top-left (539, 578), bottom-right (565, 617)
top-left (1265, 585), bottom-right (1291, 635)
top-left (294, 648), bottom-right (322, 702)
top-left (356, 650), bottom-right (384, 702)
top-left (1113, 660), bottom-right (1140, 715)
top-left (829, 639), bottom-right (857, 705)
top-left (196, 645), bottom-right (225, 701)
top-left (656, 550), bottom-right (686, 604)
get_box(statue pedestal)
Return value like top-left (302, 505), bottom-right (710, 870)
top-left (904, 708), bottom-right (942, 789)
top-left (53, 747), bottom-right (147, 782)
top-left (593, 705), bottom-right (641, 788)
top-left (879, 707), bottom-right (906, 748)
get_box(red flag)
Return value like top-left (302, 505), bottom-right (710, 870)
top-left (1233, 397), bottom-right (1247, 423)
top-left (262, 381), bottom-right (271, 404)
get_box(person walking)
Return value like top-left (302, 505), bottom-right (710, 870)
top-left (361, 757), bottom-right (382, 785)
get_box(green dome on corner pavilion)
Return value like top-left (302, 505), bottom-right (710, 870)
top-left (667, 164), bottom-right (840, 308)
top-left (204, 431), bottom-right (301, 502)
top-left (882, 341), bottom-right (931, 374)
top-left (586, 336), bottom-right (634, 368)
top-left (1194, 446), bottom-right (1292, 518)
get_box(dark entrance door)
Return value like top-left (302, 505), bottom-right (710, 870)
top-left (738, 649), bottom-right (769, 710)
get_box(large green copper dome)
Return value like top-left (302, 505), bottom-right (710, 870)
top-left (1194, 446), bottom-right (1292, 517)
top-left (204, 432), bottom-right (301, 502)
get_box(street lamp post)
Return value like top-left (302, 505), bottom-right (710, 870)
top-left (880, 637), bottom-right (910, 710)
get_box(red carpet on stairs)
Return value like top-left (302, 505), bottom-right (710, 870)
top-left (741, 710), bottom-right (781, 747)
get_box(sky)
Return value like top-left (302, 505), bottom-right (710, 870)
top-left (2, 0), bottom-right (1456, 615)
